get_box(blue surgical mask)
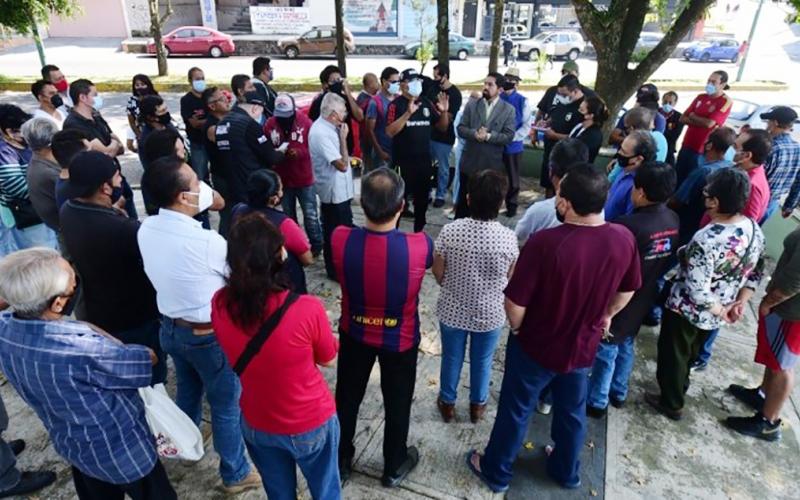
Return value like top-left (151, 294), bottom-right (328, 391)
top-left (662, 104), bottom-right (673, 114)
top-left (705, 83), bottom-right (717, 95)
top-left (388, 82), bottom-right (400, 95)
top-left (92, 95), bottom-right (104, 109)
top-left (724, 145), bottom-right (735, 163)
top-left (408, 80), bottom-right (423, 97)
top-left (192, 79), bottom-right (206, 93)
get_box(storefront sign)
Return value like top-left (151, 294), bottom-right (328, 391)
top-left (344, 0), bottom-right (398, 37)
top-left (250, 6), bottom-right (312, 35)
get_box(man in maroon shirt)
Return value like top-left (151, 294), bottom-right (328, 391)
top-left (466, 163), bottom-right (641, 493)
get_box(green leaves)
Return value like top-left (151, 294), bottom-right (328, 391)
top-left (0, 0), bottom-right (80, 34)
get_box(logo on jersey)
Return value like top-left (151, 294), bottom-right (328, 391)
top-left (423, 108), bottom-right (430, 118)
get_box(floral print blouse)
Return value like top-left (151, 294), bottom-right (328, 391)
top-left (666, 218), bottom-right (765, 330)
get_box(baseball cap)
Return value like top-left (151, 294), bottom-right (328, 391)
top-left (636, 83), bottom-right (659, 103)
top-left (505, 67), bottom-right (521, 81)
top-left (273, 93), bottom-right (295, 118)
top-left (242, 91), bottom-right (266, 107)
top-left (760, 106), bottom-right (798, 126)
top-left (62, 150), bottom-right (118, 200)
top-left (400, 68), bottom-right (421, 82)
top-left (561, 60), bottom-right (579, 75)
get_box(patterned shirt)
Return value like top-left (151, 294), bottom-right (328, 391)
top-left (0, 140), bottom-right (33, 206)
top-left (435, 218), bottom-right (519, 332)
top-left (764, 132), bottom-right (800, 210)
top-left (666, 219), bottom-right (765, 330)
top-left (0, 313), bottom-right (156, 484)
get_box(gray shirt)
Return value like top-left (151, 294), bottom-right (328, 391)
top-left (309, 118), bottom-right (353, 204)
top-left (26, 155), bottom-right (61, 231)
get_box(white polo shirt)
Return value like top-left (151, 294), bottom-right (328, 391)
top-left (137, 209), bottom-right (227, 323)
top-left (309, 117), bottom-right (353, 204)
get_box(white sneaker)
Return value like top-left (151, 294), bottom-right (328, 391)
top-left (536, 401), bottom-right (552, 415)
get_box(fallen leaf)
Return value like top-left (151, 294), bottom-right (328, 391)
top-left (523, 441), bottom-right (534, 450)
top-left (590, 489), bottom-right (598, 496)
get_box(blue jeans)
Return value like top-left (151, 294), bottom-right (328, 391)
top-left (242, 416), bottom-right (341, 500)
top-left (159, 317), bottom-right (250, 485)
top-left (189, 143), bottom-right (209, 182)
top-left (761, 198), bottom-right (779, 225)
top-left (696, 328), bottom-right (719, 364)
top-left (439, 322), bottom-right (501, 405)
top-left (481, 336), bottom-right (587, 489)
top-left (452, 144), bottom-right (464, 203)
top-left (430, 140), bottom-right (453, 201)
top-left (587, 338), bottom-right (635, 409)
top-left (11, 222), bottom-right (57, 250)
top-left (282, 186), bottom-right (323, 253)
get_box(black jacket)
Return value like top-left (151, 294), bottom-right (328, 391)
top-left (215, 106), bottom-right (284, 204)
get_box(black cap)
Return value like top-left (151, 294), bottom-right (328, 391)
top-left (62, 150), bottom-right (118, 200)
top-left (400, 68), bottom-right (421, 82)
top-left (636, 83), bottom-right (659, 103)
top-left (242, 91), bottom-right (266, 107)
top-left (760, 106), bottom-right (798, 126)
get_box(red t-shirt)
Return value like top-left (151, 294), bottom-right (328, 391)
top-left (681, 93), bottom-right (733, 153)
top-left (700, 164), bottom-right (771, 226)
top-left (504, 223), bottom-right (641, 373)
top-left (263, 113), bottom-right (314, 188)
top-left (278, 217), bottom-right (311, 258)
top-left (211, 289), bottom-right (338, 435)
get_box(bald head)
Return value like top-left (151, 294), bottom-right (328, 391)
top-left (362, 73), bottom-right (380, 96)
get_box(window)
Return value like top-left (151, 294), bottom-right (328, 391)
top-left (193, 29), bottom-right (211, 37)
top-left (301, 30), bottom-right (317, 39)
top-left (558, 34), bottom-right (569, 43)
top-left (319, 29), bottom-right (334, 38)
top-left (174, 29), bottom-right (193, 38)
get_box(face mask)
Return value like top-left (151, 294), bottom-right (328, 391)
top-left (724, 146), bottom-right (735, 163)
top-left (408, 80), bottom-right (423, 97)
top-left (183, 181), bottom-right (214, 212)
top-left (502, 81), bottom-right (516, 91)
top-left (554, 94), bottom-right (571, 105)
top-left (705, 83), bottom-right (717, 95)
top-left (157, 112), bottom-right (172, 125)
top-left (329, 80), bottom-right (344, 94)
top-left (92, 95), bottom-right (104, 109)
top-left (387, 82), bottom-right (400, 95)
top-left (268, 69), bottom-right (274, 82)
top-left (50, 95), bottom-right (64, 108)
top-left (615, 152), bottom-right (635, 169)
top-left (192, 79), bottom-right (206, 93)
top-left (110, 183), bottom-right (123, 203)
top-left (662, 103), bottom-right (673, 114)
top-left (54, 79), bottom-right (68, 93)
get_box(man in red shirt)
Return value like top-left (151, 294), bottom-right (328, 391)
top-left (676, 70), bottom-right (733, 186)
top-left (466, 164), bottom-right (641, 493)
top-left (264, 93), bottom-right (322, 255)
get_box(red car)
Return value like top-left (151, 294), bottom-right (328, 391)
top-left (147, 26), bottom-right (235, 58)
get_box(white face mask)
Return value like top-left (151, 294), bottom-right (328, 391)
top-left (408, 80), bottom-right (423, 97)
top-left (554, 94), bottom-right (571, 105)
top-left (183, 181), bottom-right (214, 212)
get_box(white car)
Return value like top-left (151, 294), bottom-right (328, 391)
top-left (726, 100), bottom-right (800, 142)
top-left (520, 31), bottom-right (585, 61)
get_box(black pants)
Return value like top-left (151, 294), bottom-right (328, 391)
top-left (503, 152), bottom-right (521, 211)
top-left (540, 139), bottom-right (556, 190)
top-left (398, 158), bottom-right (432, 232)
top-left (71, 462), bottom-right (176, 500)
top-left (455, 172), bottom-right (472, 219)
top-left (336, 333), bottom-right (418, 476)
top-left (656, 309), bottom-right (710, 411)
top-left (320, 200), bottom-right (353, 280)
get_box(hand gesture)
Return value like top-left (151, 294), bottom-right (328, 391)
top-left (408, 99), bottom-right (420, 115)
top-left (436, 92), bottom-right (450, 114)
top-left (339, 122), bottom-right (349, 140)
top-left (758, 300), bottom-right (772, 318)
top-left (606, 158), bottom-right (617, 174)
top-left (724, 301), bottom-right (746, 323)
top-left (342, 79), bottom-right (352, 94)
top-left (476, 126), bottom-right (488, 142)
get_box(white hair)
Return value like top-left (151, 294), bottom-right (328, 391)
top-left (21, 117), bottom-right (58, 152)
top-left (0, 248), bottom-right (71, 317)
top-left (320, 92), bottom-right (346, 120)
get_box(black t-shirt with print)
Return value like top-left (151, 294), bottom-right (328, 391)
top-left (386, 96), bottom-right (440, 162)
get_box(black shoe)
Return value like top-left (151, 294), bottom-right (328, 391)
top-left (641, 314), bottom-right (661, 327)
top-left (381, 446), bottom-right (419, 488)
top-left (0, 470), bottom-right (57, 498)
top-left (644, 392), bottom-right (683, 421)
top-left (433, 199), bottom-right (445, 208)
top-left (339, 458), bottom-right (352, 483)
top-left (724, 412), bottom-right (781, 442)
top-left (727, 384), bottom-right (765, 412)
top-left (610, 397), bottom-right (626, 409)
top-left (8, 439), bottom-right (24, 456)
top-left (689, 360), bottom-right (708, 372)
top-left (586, 405), bottom-right (607, 419)
top-left (401, 209), bottom-right (415, 219)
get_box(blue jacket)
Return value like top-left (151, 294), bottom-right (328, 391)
top-left (501, 91), bottom-right (526, 154)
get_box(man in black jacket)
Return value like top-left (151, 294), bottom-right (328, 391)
top-left (215, 92), bottom-right (285, 204)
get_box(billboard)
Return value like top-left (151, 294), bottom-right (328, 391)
top-left (250, 6), bottom-right (312, 35)
top-left (343, 0), bottom-right (399, 37)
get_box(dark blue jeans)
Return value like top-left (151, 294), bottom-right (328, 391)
top-left (113, 318), bottom-right (167, 385)
top-left (587, 337), bottom-right (635, 409)
top-left (242, 416), bottom-right (341, 500)
top-left (697, 328), bottom-right (719, 365)
top-left (282, 186), bottom-right (323, 253)
top-left (439, 322), bottom-right (501, 405)
top-left (189, 143), bottom-right (209, 182)
top-left (481, 336), bottom-right (588, 489)
top-left (159, 318), bottom-right (250, 486)
top-left (430, 140), bottom-right (453, 202)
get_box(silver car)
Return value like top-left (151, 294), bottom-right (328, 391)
top-left (519, 31), bottom-right (585, 61)
top-left (726, 100), bottom-right (800, 142)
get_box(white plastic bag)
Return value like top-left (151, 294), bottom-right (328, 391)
top-left (138, 384), bottom-right (205, 461)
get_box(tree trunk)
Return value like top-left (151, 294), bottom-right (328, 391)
top-left (29, 13), bottom-right (46, 67)
top-left (149, 0), bottom-right (169, 76)
top-left (489, 0), bottom-right (505, 73)
top-left (334, 0), bottom-right (347, 75)
top-left (436, 0), bottom-right (449, 64)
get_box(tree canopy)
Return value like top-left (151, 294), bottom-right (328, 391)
top-left (0, 0), bottom-right (79, 34)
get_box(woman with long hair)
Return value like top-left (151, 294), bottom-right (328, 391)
top-left (569, 95), bottom-right (609, 163)
top-left (127, 74), bottom-right (159, 138)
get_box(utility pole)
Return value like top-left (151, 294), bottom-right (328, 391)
top-left (736, 0), bottom-right (764, 82)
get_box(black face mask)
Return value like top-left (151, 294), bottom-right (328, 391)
top-left (110, 183), bottom-right (123, 203)
top-left (329, 81), bottom-right (344, 95)
top-left (616, 152), bottom-right (635, 169)
top-left (502, 81), bottom-right (516, 91)
top-left (555, 200), bottom-right (566, 223)
top-left (157, 112), bottom-right (172, 125)
top-left (50, 94), bottom-right (64, 108)
top-left (277, 115), bottom-right (295, 131)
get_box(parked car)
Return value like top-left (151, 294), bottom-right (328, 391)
top-left (503, 24), bottom-right (530, 40)
top-left (403, 32), bottom-right (475, 60)
top-left (278, 26), bottom-right (355, 59)
top-left (520, 31), bottom-right (584, 61)
top-left (146, 26), bottom-right (235, 58)
top-left (683, 38), bottom-right (740, 62)
top-left (538, 22), bottom-right (556, 29)
top-left (726, 100), bottom-right (800, 142)
top-left (636, 32), bottom-right (664, 52)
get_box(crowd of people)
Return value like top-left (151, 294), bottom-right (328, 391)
top-left (0, 54), bottom-right (798, 500)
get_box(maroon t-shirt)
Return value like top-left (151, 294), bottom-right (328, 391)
top-left (505, 223), bottom-right (641, 373)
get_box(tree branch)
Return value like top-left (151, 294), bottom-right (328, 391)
top-left (618, 0), bottom-right (649, 63)
top-left (572, 0), bottom-right (605, 53)
top-left (159, 0), bottom-right (173, 26)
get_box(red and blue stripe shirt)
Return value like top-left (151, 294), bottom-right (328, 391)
top-left (332, 226), bottom-right (433, 352)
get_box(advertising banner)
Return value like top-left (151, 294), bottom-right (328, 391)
top-left (250, 6), bottom-right (312, 35)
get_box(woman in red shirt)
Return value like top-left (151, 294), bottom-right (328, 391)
top-left (212, 213), bottom-right (341, 499)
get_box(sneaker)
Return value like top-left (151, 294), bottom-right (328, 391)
top-left (222, 470), bottom-right (262, 495)
top-left (586, 405), bottom-right (607, 419)
top-left (610, 396), bottom-right (626, 409)
top-left (724, 412), bottom-right (781, 442)
top-left (536, 401), bottom-right (552, 415)
top-left (689, 360), bottom-right (708, 372)
top-left (8, 439), bottom-right (25, 456)
top-left (0, 471), bottom-right (57, 498)
top-left (644, 392), bottom-right (683, 421)
top-left (381, 446), bottom-right (419, 488)
top-left (433, 199), bottom-right (445, 208)
top-left (727, 384), bottom-right (765, 412)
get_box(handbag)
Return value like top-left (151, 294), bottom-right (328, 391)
top-left (6, 197), bottom-right (42, 229)
top-left (138, 384), bottom-right (204, 461)
top-left (233, 292), bottom-right (300, 376)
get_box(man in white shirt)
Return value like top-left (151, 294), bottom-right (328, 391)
top-left (515, 138), bottom-right (590, 243)
top-left (30, 80), bottom-right (67, 129)
top-left (310, 92), bottom-right (354, 281)
top-left (40, 64), bottom-right (72, 110)
top-left (137, 156), bottom-right (261, 495)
